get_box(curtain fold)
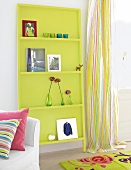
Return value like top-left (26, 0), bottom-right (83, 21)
top-left (85, 0), bottom-right (118, 153)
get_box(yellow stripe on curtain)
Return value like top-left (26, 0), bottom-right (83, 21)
top-left (85, 0), bottom-right (118, 153)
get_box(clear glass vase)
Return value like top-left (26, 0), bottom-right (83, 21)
top-left (68, 95), bottom-right (73, 105)
top-left (61, 94), bottom-right (65, 106)
top-left (45, 93), bottom-right (52, 106)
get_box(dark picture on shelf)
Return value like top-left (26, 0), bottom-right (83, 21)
top-left (22, 20), bottom-right (37, 37)
top-left (64, 122), bottom-right (73, 136)
top-left (47, 54), bottom-right (61, 71)
top-left (56, 118), bottom-right (78, 140)
top-left (26, 48), bottom-right (46, 72)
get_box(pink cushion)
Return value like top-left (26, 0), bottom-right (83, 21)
top-left (0, 108), bottom-right (29, 151)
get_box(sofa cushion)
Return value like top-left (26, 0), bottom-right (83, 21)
top-left (0, 145), bottom-right (36, 170)
top-left (0, 119), bottom-right (21, 159)
top-left (0, 108), bottom-right (29, 151)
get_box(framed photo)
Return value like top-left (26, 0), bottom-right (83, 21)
top-left (47, 54), bottom-right (61, 71)
top-left (56, 118), bottom-right (78, 140)
top-left (26, 48), bottom-right (45, 72)
top-left (22, 20), bottom-right (37, 37)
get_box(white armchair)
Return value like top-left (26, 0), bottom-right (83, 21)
top-left (0, 117), bottom-right (40, 170)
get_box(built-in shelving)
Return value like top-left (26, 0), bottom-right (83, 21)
top-left (17, 4), bottom-right (86, 152)
top-left (20, 71), bottom-right (82, 75)
top-left (21, 104), bottom-right (84, 111)
top-left (20, 37), bottom-right (80, 42)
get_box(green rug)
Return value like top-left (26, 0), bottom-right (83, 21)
top-left (60, 151), bottom-right (131, 170)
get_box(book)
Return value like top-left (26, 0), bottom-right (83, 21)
top-left (26, 48), bottom-right (45, 72)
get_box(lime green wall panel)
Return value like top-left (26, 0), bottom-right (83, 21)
top-left (17, 4), bottom-right (86, 152)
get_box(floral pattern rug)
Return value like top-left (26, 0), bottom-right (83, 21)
top-left (60, 151), bottom-right (131, 170)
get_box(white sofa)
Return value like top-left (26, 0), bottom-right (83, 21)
top-left (0, 117), bottom-right (40, 170)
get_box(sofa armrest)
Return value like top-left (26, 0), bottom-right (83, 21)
top-left (24, 117), bottom-right (40, 147)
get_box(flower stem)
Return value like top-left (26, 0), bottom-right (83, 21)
top-left (58, 82), bottom-right (65, 105)
top-left (49, 81), bottom-right (52, 94)
top-left (58, 82), bottom-right (63, 98)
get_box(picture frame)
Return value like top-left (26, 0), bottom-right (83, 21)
top-left (47, 54), bottom-right (61, 71)
top-left (26, 48), bottom-right (46, 72)
top-left (56, 118), bottom-right (78, 140)
top-left (22, 20), bottom-right (37, 37)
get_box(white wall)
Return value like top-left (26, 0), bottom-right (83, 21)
top-left (112, 0), bottom-right (131, 142)
top-left (0, 0), bottom-right (88, 153)
top-left (112, 0), bottom-right (131, 88)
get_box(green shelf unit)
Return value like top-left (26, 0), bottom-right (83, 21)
top-left (20, 71), bottom-right (82, 75)
top-left (21, 104), bottom-right (84, 111)
top-left (20, 37), bottom-right (80, 42)
top-left (17, 4), bottom-right (86, 152)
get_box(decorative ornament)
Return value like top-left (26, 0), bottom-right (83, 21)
top-left (45, 77), bottom-right (65, 106)
top-left (65, 90), bottom-right (73, 105)
top-left (48, 134), bottom-right (55, 141)
top-left (45, 77), bottom-right (55, 106)
top-left (76, 64), bottom-right (83, 71)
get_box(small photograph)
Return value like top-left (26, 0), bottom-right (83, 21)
top-left (47, 54), bottom-right (61, 71)
top-left (26, 48), bottom-right (45, 72)
top-left (56, 118), bottom-right (78, 140)
top-left (22, 20), bottom-right (37, 37)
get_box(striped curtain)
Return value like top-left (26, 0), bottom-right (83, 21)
top-left (85, 0), bottom-right (118, 153)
